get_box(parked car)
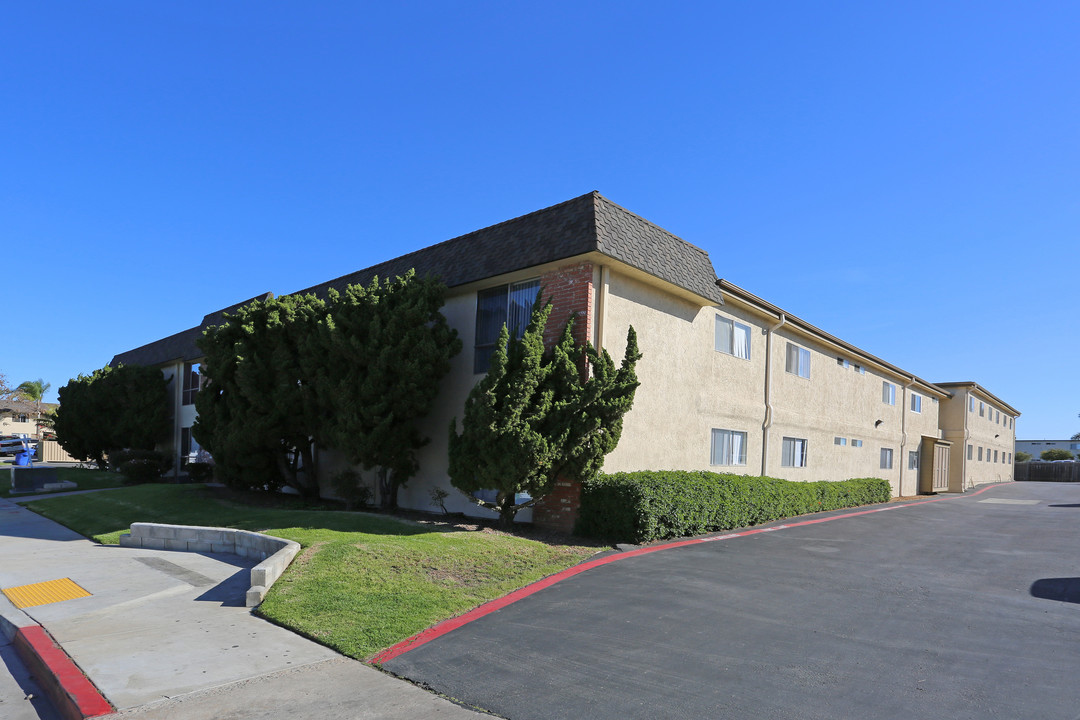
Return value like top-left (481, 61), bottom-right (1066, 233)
top-left (0, 435), bottom-right (38, 456)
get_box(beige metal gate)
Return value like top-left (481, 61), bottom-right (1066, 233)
top-left (920, 436), bottom-right (951, 493)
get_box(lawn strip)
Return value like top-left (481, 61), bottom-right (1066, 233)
top-left (20, 483), bottom-right (598, 659)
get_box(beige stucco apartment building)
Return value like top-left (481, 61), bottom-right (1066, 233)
top-left (110, 192), bottom-right (1018, 528)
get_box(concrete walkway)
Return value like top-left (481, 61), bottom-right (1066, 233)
top-left (0, 497), bottom-right (486, 719)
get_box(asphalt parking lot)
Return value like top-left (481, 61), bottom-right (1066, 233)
top-left (384, 482), bottom-right (1080, 720)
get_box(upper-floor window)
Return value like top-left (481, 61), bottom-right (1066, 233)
top-left (969, 396), bottom-right (975, 412)
top-left (182, 363), bottom-right (201, 406)
top-left (837, 357), bottom-right (849, 369)
top-left (979, 402), bottom-right (985, 417)
top-left (16, 413), bottom-right (29, 423)
top-left (910, 393), bottom-right (922, 413)
top-left (851, 439), bottom-right (863, 448)
top-left (967, 444), bottom-right (973, 460)
top-left (711, 429), bottom-right (747, 466)
top-left (995, 410), bottom-right (1000, 423)
top-left (785, 342), bottom-right (810, 379)
top-left (882, 382), bottom-right (896, 406)
top-left (474, 279), bottom-right (540, 374)
top-left (782, 437), bottom-right (808, 467)
top-left (715, 316), bottom-right (751, 360)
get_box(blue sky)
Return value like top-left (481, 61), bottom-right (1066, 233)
top-left (2, 2), bottom-right (1075, 439)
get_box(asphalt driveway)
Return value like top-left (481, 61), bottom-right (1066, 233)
top-left (384, 482), bottom-right (1080, 720)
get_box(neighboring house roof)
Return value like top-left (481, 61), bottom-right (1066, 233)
top-left (292, 191), bottom-right (723, 304)
top-left (110, 293), bottom-right (273, 368)
top-left (934, 382), bottom-right (1021, 416)
top-left (112, 192), bottom-right (725, 368)
top-left (0, 400), bottom-right (57, 417)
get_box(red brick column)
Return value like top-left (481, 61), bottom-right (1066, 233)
top-left (532, 477), bottom-right (582, 534)
top-left (538, 262), bottom-right (593, 350)
top-left (532, 262), bottom-right (593, 534)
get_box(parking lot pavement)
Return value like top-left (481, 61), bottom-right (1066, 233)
top-left (384, 482), bottom-right (1080, 720)
top-left (0, 636), bottom-right (61, 720)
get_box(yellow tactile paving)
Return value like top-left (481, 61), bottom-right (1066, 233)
top-left (1, 577), bottom-right (92, 608)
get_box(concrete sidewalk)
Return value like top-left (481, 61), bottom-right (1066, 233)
top-left (0, 497), bottom-right (485, 719)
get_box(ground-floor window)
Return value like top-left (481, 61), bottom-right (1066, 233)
top-left (781, 437), bottom-right (808, 467)
top-left (711, 429), bottom-right (747, 466)
top-left (908, 450), bottom-right (919, 470)
top-left (880, 448), bottom-right (894, 470)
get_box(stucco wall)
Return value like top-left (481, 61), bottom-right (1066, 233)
top-left (599, 270), bottom-right (766, 475)
top-left (764, 327), bottom-right (935, 494)
top-left (939, 388), bottom-right (1017, 490)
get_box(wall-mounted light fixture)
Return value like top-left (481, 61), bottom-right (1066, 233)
top-left (875, 419), bottom-right (884, 427)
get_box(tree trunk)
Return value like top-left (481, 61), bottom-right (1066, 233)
top-left (378, 467), bottom-right (398, 510)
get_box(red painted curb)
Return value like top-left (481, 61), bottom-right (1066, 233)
top-left (369, 483), bottom-right (1005, 665)
top-left (13, 625), bottom-right (112, 720)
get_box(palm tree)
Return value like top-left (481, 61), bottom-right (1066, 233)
top-left (16, 378), bottom-right (51, 439)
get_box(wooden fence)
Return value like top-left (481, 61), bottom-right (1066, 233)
top-left (1014, 462), bottom-right (1080, 483)
top-left (37, 440), bottom-right (77, 464)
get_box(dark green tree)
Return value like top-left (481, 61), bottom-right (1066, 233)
top-left (54, 365), bottom-right (170, 467)
top-left (194, 293), bottom-right (327, 496)
top-left (448, 298), bottom-right (641, 528)
top-left (1040, 448), bottom-right (1074, 461)
top-left (313, 271), bottom-right (461, 509)
top-left (1014, 451), bottom-right (1032, 463)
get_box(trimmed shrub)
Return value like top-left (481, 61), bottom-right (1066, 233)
top-left (330, 468), bottom-right (373, 511)
top-left (576, 471), bottom-right (891, 543)
top-left (111, 449), bottom-right (171, 485)
top-left (187, 461), bottom-right (215, 483)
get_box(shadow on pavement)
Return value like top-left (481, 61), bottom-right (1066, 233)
top-left (1030, 577), bottom-right (1080, 604)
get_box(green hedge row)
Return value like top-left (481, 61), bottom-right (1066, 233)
top-left (575, 471), bottom-right (891, 543)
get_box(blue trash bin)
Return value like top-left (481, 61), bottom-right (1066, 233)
top-left (14, 451), bottom-right (30, 466)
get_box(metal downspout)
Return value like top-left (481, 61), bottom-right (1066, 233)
top-left (900, 377), bottom-right (915, 496)
top-left (762, 313), bottom-right (786, 475)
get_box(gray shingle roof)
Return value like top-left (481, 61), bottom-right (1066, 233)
top-left (292, 192), bottom-right (724, 304)
top-left (110, 293), bottom-right (273, 368)
top-left (111, 193), bottom-right (723, 367)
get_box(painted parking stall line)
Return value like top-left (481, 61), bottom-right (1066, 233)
top-left (370, 483), bottom-right (1005, 666)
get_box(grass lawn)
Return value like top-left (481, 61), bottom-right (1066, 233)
top-left (20, 484), bottom-right (599, 660)
top-left (0, 466), bottom-right (128, 498)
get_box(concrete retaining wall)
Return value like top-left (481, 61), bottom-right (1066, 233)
top-left (119, 523), bottom-right (300, 607)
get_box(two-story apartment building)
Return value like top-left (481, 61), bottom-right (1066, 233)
top-left (110, 192), bottom-right (1018, 528)
top-left (936, 383), bottom-right (1019, 490)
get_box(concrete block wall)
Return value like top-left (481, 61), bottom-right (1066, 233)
top-left (119, 523), bottom-right (300, 607)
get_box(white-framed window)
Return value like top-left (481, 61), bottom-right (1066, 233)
top-left (837, 357), bottom-right (850, 369)
top-left (995, 410), bottom-right (1000, 423)
top-left (851, 439), bottom-right (863, 448)
top-left (785, 342), bottom-right (810, 378)
top-left (967, 444), bottom-right (972, 460)
top-left (994, 449), bottom-right (998, 462)
top-left (908, 450), bottom-right (920, 470)
top-left (910, 393), bottom-right (922, 413)
top-left (782, 437), bottom-right (808, 467)
top-left (715, 316), bottom-right (751, 360)
top-left (834, 437), bottom-right (847, 446)
top-left (978, 447), bottom-right (983, 461)
top-left (969, 396), bottom-right (975, 412)
top-left (880, 448), bottom-right (894, 470)
top-left (854, 364), bottom-right (865, 375)
top-left (882, 382), bottom-right (896, 405)
top-left (182, 362), bottom-right (202, 406)
top-left (474, 279), bottom-right (541, 373)
top-left (979, 402), bottom-right (985, 417)
top-left (710, 429), bottom-right (747, 466)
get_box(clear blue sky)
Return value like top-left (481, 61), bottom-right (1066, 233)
top-left (2, 2), bottom-right (1075, 439)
